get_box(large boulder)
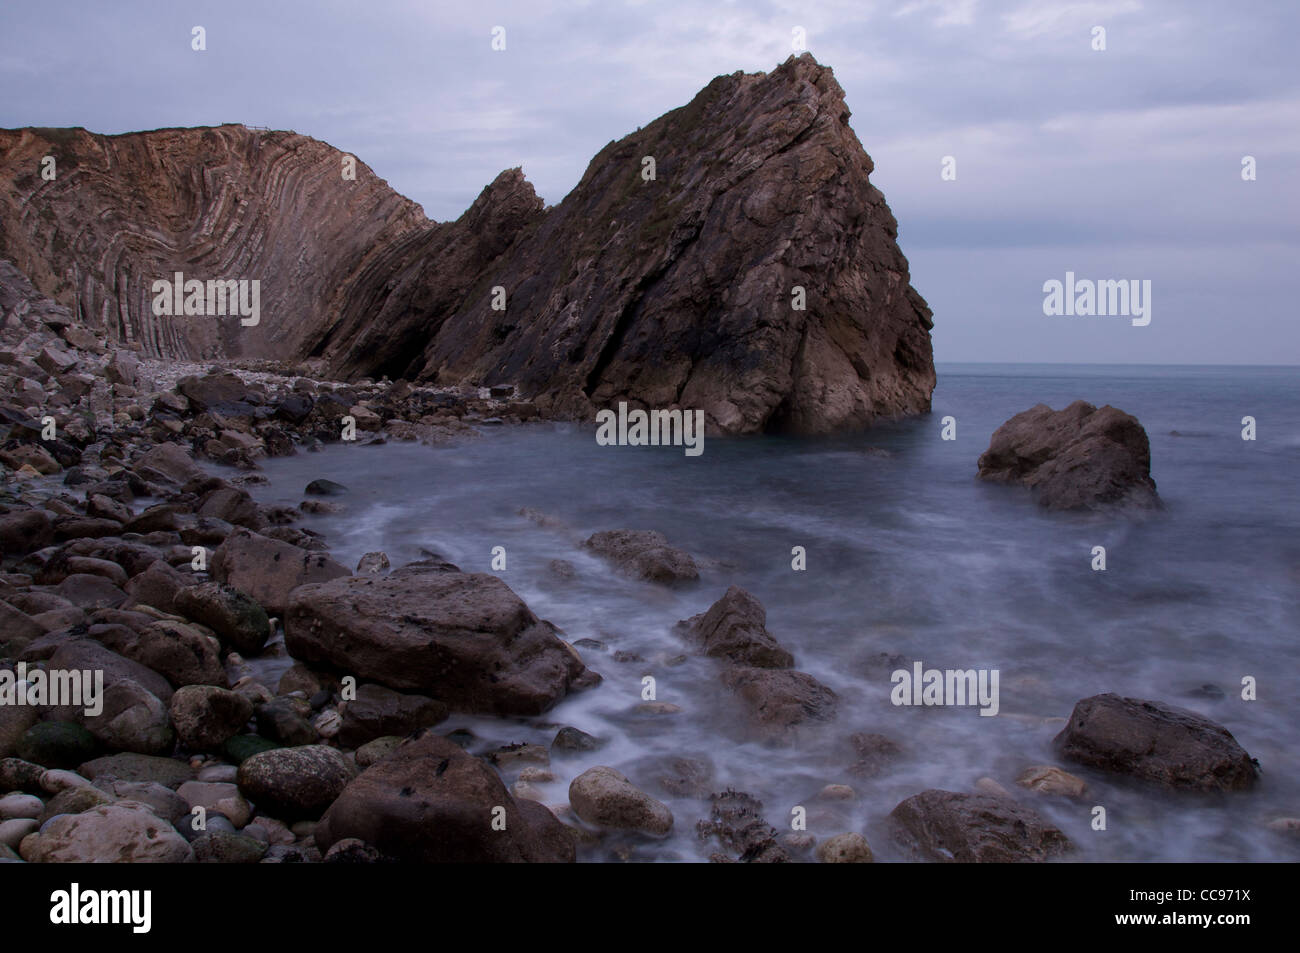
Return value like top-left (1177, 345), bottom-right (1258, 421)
top-left (169, 686), bottom-right (255, 751)
top-left (176, 370), bottom-right (250, 411)
top-left (211, 528), bottom-right (350, 616)
top-left (173, 582), bottom-right (270, 654)
top-left (82, 679), bottom-right (173, 756)
top-left (0, 509), bottom-right (53, 557)
top-left (94, 619), bottom-right (227, 689)
top-left (583, 529), bottom-right (699, 585)
top-left (284, 565), bottom-right (589, 715)
top-left (890, 789), bottom-right (1073, 862)
top-left (977, 401), bottom-right (1158, 510)
top-left (132, 441), bottom-right (207, 485)
top-left (20, 803), bottom-right (194, 862)
top-left (48, 638), bottom-right (175, 704)
top-left (1053, 693), bottom-right (1258, 791)
top-left (676, 586), bottom-right (793, 668)
top-left (315, 732), bottom-right (574, 862)
top-left (236, 744), bottom-right (356, 819)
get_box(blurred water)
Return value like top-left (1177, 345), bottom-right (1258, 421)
top-left (248, 364), bottom-right (1300, 862)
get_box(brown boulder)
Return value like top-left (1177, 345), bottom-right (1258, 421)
top-left (211, 528), bottom-right (349, 615)
top-left (0, 509), bottom-right (52, 556)
top-left (977, 401), bottom-right (1158, 510)
top-left (890, 789), bottom-right (1073, 862)
top-left (315, 732), bottom-right (574, 862)
top-left (720, 666), bottom-right (837, 739)
top-left (284, 565), bottom-right (589, 715)
top-left (676, 586), bottom-right (793, 667)
top-left (95, 619), bottom-right (227, 689)
top-left (1053, 693), bottom-right (1258, 791)
top-left (337, 683), bottom-right (448, 748)
top-left (583, 529), bottom-right (699, 585)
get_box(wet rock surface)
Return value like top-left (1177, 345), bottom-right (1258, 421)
top-left (977, 401), bottom-right (1159, 510)
top-left (1053, 693), bottom-right (1258, 792)
top-left (890, 789), bottom-right (1073, 863)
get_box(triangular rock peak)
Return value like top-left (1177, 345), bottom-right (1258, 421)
top-left (0, 53), bottom-right (934, 434)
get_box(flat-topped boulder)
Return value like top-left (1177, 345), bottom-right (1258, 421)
top-left (284, 564), bottom-right (590, 715)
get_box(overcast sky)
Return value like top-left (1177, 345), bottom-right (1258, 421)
top-left (2, 0), bottom-right (1296, 364)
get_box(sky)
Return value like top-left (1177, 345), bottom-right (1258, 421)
top-left (1, 0), bottom-right (1297, 365)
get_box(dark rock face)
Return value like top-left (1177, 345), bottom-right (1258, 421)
top-left (315, 732), bottom-right (575, 862)
top-left (284, 565), bottom-right (590, 715)
top-left (0, 54), bottom-right (934, 435)
top-left (1053, 693), bottom-right (1258, 792)
top-left (890, 789), bottom-right (1073, 863)
top-left (367, 54), bottom-right (935, 435)
top-left (676, 586), bottom-right (794, 668)
top-left (977, 400), bottom-right (1159, 510)
top-left (337, 683), bottom-right (449, 748)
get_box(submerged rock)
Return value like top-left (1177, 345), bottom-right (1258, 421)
top-left (1053, 693), bottom-right (1258, 791)
top-left (890, 789), bottom-right (1072, 863)
top-left (720, 666), bottom-right (837, 739)
top-left (977, 401), bottom-right (1159, 510)
top-left (696, 790), bottom-right (789, 863)
top-left (584, 529), bottom-right (699, 585)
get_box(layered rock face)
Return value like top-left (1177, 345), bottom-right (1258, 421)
top-left (0, 53), bottom-right (934, 435)
top-left (0, 125), bottom-right (428, 361)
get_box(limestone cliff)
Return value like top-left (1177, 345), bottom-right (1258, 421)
top-left (0, 54), bottom-right (934, 434)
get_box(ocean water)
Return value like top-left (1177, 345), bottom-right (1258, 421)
top-left (248, 363), bottom-right (1300, 862)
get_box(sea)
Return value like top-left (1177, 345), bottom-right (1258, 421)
top-left (246, 363), bottom-right (1300, 862)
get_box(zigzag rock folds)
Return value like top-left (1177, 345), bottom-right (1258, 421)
top-left (0, 54), bottom-right (934, 434)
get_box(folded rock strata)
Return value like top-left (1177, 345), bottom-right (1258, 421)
top-left (0, 53), bottom-right (933, 435)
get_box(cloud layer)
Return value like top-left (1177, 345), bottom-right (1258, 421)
top-left (2, 0), bottom-right (1296, 363)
